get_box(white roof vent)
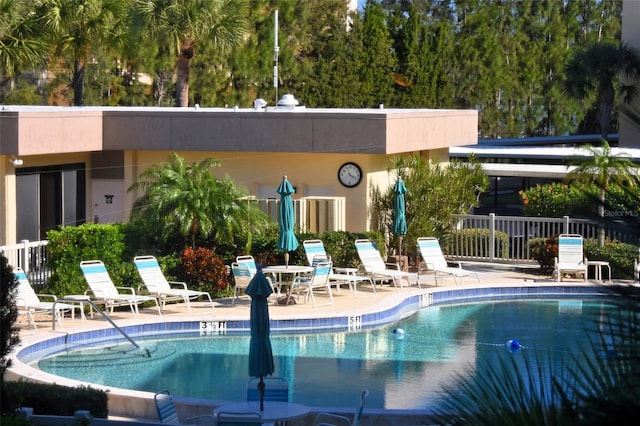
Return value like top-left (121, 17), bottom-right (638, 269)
top-left (272, 93), bottom-right (305, 111)
top-left (253, 98), bottom-right (267, 110)
top-left (278, 94), bottom-right (299, 106)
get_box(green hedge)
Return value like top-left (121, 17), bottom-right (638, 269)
top-left (1, 381), bottom-right (108, 417)
top-left (47, 223), bottom-right (127, 296)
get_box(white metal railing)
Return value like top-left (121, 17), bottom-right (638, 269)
top-left (0, 239), bottom-right (50, 291)
top-left (451, 213), bottom-right (639, 262)
top-left (4, 213), bottom-right (636, 288)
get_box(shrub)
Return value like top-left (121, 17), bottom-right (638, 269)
top-left (529, 236), bottom-right (559, 272)
top-left (584, 239), bottom-right (638, 280)
top-left (181, 247), bottom-right (231, 297)
top-left (47, 223), bottom-right (126, 296)
top-left (1, 254), bottom-right (19, 384)
top-left (1, 381), bottom-right (108, 417)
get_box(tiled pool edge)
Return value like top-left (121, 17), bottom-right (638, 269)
top-left (9, 283), bottom-right (608, 421)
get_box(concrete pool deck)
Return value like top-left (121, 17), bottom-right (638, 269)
top-left (8, 262), bottom-right (627, 425)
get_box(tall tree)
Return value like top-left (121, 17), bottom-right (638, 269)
top-left (37, 0), bottom-right (129, 106)
top-left (565, 42), bottom-right (640, 142)
top-left (0, 0), bottom-right (49, 100)
top-left (131, 0), bottom-right (249, 107)
top-left (565, 140), bottom-right (640, 245)
top-left (359, 0), bottom-right (395, 108)
top-left (128, 153), bottom-right (269, 248)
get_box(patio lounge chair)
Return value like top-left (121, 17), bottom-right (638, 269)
top-left (416, 237), bottom-right (481, 285)
top-left (154, 390), bottom-right (216, 425)
top-left (303, 239), bottom-right (376, 298)
top-left (235, 255), bottom-right (278, 300)
top-left (314, 389), bottom-right (368, 426)
top-left (246, 377), bottom-right (289, 402)
top-left (289, 260), bottom-right (334, 307)
top-left (134, 255), bottom-right (215, 314)
top-left (354, 239), bottom-right (419, 289)
top-left (554, 234), bottom-right (588, 282)
top-left (14, 266), bottom-right (82, 328)
top-left (80, 260), bottom-right (161, 318)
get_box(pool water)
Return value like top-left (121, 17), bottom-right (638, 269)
top-left (36, 299), bottom-right (613, 410)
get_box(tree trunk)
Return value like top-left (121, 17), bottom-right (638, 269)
top-left (598, 188), bottom-right (606, 246)
top-left (598, 81), bottom-right (615, 142)
top-left (175, 43), bottom-right (194, 107)
top-left (72, 59), bottom-right (85, 106)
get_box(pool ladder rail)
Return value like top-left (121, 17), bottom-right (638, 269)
top-left (53, 297), bottom-right (151, 357)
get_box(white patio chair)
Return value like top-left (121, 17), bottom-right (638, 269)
top-left (303, 239), bottom-right (376, 298)
top-left (554, 234), bottom-right (588, 282)
top-left (134, 255), bottom-right (215, 314)
top-left (416, 237), bottom-right (481, 285)
top-left (14, 266), bottom-right (81, 327)
top-left (81, 260), bottom-right (162, 318)
top-left (354, 239), bottom-right (419, 289)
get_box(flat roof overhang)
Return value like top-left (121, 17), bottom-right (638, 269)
top-left (1, 106), bottom-right (478, 156)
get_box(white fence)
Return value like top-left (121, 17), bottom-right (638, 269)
top-left (0, 239), bottom-right (50, 289)
top-left (3, 213), bottom-right (637, 289)
top-left (451, 213), bottom-right (639, 262)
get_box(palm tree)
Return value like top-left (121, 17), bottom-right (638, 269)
top-left (128, 153), bottom-right (268, 248)
top-left (565, 140), bottom-right (639, 245)
top-left (131, 0), bottom-right (249, 107)
top-left (565, 42), bottom-right (640, 142)
top-left (37, 0), bottom-right (129, 106)
top-left (0, 0), bottom-right (49, 96)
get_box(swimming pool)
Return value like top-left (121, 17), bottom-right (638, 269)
top-left (31, 296), bottom-right (613, 410)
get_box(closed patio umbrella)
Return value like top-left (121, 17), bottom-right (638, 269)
top-left (277, 176), bottom-right (299, 267)
top-left (246, 265), bottom-right (275, 411)
top-left (392, 177), bottom-right (408, 258)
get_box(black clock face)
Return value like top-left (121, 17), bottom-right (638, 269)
top-left (338, 162), bottom-right (362, 187)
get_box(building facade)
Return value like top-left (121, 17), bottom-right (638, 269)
top-left (0, 103), bottom-right (478, 245)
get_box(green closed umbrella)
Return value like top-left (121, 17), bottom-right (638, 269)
top-left (246, 265), bottom-right (275, 411)
top-left (392, 177), bottom-right (408, 257)
top-left (277, 176), bottom-right (299, 267)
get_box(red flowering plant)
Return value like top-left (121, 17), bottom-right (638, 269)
top-left (181, 246), bottom-right (231, 296)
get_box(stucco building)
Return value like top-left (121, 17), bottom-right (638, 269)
top-left (0, 103), bottom-right (477, 245)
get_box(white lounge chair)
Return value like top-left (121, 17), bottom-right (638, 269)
top-left (303, 239), bottom-right (376, 298)
top-left (134, 255), bottom-right (215, 314)
top-left (416, 237), bottom-right (481, 285)
top-left (80, 260), bottom-right (161, 318)
top-left (14, 266), bottom-right (82, 328)
top-left (289, 260), bottom-right (334, 307)
top-left (354, 239), bottom-right (419, 289)
top-left (554, 234), bottom-right (588, 282)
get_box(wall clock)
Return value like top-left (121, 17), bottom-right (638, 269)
top-left (338, 162), bottom-right (362, 188)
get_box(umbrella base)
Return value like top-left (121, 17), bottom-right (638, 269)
top-left (277, 296), bottom-right (297, 305)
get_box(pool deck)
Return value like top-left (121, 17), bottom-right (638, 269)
top-left (9, 262), bottom-right (630, 425)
